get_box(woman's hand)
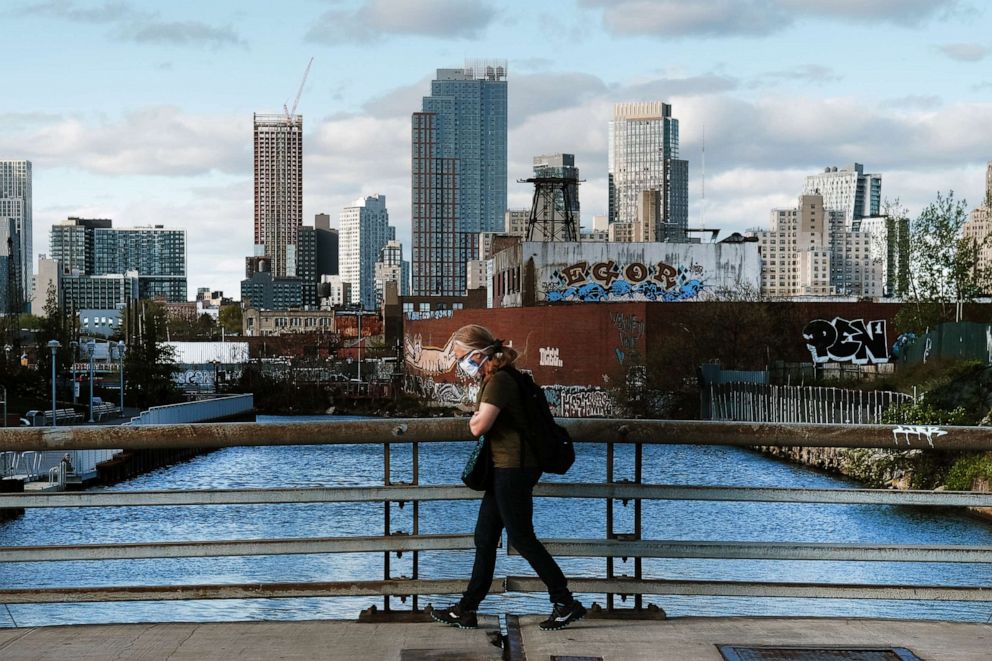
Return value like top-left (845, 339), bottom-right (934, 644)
top-left (469, 403), bottom-right (500, 437)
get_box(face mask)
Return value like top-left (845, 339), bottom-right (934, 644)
top-left (459, 351), bottom-right (488, 378)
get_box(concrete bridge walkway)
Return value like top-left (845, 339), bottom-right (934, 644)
top-left (1, 616), bottom-right (990, 660)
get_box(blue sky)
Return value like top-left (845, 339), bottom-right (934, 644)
top-left (3, 0), bottom-right (992, 298)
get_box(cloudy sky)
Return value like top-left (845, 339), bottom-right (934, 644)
top-left (4, 0), bottom-right (992, 298)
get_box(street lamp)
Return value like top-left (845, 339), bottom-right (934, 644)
top-left (84, 339), bottom-right (96, 423)
top-left (114, 341), bottom-right (126, 416)
top-left (70, 341), bottom-right (79, 404)
top-left (47, 340), bottom-right (61, 427)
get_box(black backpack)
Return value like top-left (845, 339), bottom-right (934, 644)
top-left (503, 366), bottom-right (575, 474)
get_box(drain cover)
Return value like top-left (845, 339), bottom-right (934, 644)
top-left (717, 646), bottom-right (922, 661)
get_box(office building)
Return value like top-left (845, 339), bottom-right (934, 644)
top-left (50, 217), bottom-right (112, 275)
top-left (49, 218), bottom-right (186, 302)
top-left (857, 215), bottom-right (910, 297)
top-left (92, 225), bottom-right (187, 301)
top-left (340, 194), bottom-right (394, 309)
top-left (0, 218), bottom-right (21, 313)
top-left (31, 256), bottom-right (59, 316)
top-left (962, 161), bottom-right (992, 283)
top-left (608, 102), bottom-right (688, 241)
top-left (582, 215), bottom-right (610, 241)
top-left (412, 60), bottom-right (507, 296)
top-left (803, 164), bottom-right (882, 224)
top-left (240, 271), bottom-right (305, 310)
top-left (60, 271), bottom-right (139, 311)
top-left (314, 213), bottom-right (339, 278)
top-left (0, 160), bottom-right (32, 304)
top-left (504, 209), bottom-right (528, 237)
top-left (298, 225), bottom-right (317, 307)
top-left (750, 193), bottom-right (882, 298)
top-left (318, 275), bottom-right (351, 308)
top-left (374, 239), bottom-right (410, 308)
top-left (253, 113), bottom-right (303, 278)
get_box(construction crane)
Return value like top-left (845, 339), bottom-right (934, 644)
top-left (284, 56), bottom-right (314, 124)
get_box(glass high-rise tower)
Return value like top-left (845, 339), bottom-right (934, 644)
top-left (0, 160), bottom-right (32, 307)
top-left (608, 102), bottom-right (688, 241)
top-left (412, 60), bottom-right (507, 296)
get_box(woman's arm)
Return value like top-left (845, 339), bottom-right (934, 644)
top-left (470, 402), bottom-right (500, 437)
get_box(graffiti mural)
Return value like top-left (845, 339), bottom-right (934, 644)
top-left (404, 333), bottom-right (457, 375)
top-left (611, 312), bottom-right (644, 365)
top-left (544, 260), bottom-right (706, 303)
top-left (802, 317), bottom-right (889, 365)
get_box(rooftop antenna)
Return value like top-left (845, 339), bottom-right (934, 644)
top-left (284, 56), bottom-right (314, 124)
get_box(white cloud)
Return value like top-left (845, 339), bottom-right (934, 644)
top-left (0, 107), bottom-right (249, 177)
top-left (580, 0), bottom-right (962, 38)
top-left (937, 42), bottom-right (990, 62)
top-left (10, 0), bottom-right (247, 49)
top-left (306, 0), bottom-right (497, 43)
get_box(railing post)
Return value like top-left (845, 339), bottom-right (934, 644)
top-left (606, 439), bottom-right (614, 612)
top-left (634, 439), bottom-right (643, 610)
top-left (411, 440), bottom-right (419, 612)
top-left (383, 440), bottom-right (391, 612)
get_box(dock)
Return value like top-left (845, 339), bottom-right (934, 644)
top-left (0, 616), bottom-right (990, 660)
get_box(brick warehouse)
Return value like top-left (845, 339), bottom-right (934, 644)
top-left (402, 301), bottom-right (918, 414)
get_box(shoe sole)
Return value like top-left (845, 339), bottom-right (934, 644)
top-left (539, 610), bottom-right (586, 631)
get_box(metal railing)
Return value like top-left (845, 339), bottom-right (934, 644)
top-left (2, 418), bottom-right (992, 612)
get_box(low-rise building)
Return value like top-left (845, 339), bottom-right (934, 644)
top-left (489, 238), bottom-right (760, 307)
top-left (242, 307), bottom-right (337, 336)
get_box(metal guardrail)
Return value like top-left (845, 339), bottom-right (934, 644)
top-left (1, 418), bottom-right (991, 614)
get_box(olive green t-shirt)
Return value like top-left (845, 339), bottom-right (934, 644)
top-left (476, 369), bottom-right (537, 469)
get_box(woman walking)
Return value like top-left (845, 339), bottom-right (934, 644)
top-left (431, 324), bottom-right (586, 631)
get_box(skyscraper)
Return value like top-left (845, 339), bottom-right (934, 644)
top-left (253, 113), bottom-right (303, 278)
top-left (0, 160), bottom-right (32, 306)
top-left (803, 164), bottom-right (882, 224)
top-left (339, 194), bottom-right (394, 309)
top-left (412, 60), bottom-right (507, 296)
top-left (608, 102), bottom-right (688, 241)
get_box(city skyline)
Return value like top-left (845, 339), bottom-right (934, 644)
top-left (3, 0), bottom-right (992, 298)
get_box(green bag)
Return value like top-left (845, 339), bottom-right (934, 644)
top-left (461, 434), bottom-right (492, 491)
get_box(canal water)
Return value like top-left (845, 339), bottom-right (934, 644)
top-left (3, 414), bottom-right (992, 627)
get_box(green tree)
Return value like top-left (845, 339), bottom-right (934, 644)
top-left (218, 304), bottom-right (243, 335)
top-left (124, 300), bottom-right (182, 408)
top-left (896, 191), bottom-right (992, 331)
top-left (36, 281), bottom-right (75, 403)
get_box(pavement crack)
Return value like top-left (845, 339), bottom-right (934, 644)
top-left (163, 625), bottom-right (198, 660)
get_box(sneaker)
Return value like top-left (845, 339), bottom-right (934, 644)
top-left (430, 603), bottom-right (478, 629)
top-left (539, 600), bottom-right (587, 631)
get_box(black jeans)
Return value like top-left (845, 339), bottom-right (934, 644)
top-left (460, 467), bottom-right (572, 610)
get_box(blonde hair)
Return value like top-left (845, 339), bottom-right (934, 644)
top-left (451, 324), bottom-right (518, 371)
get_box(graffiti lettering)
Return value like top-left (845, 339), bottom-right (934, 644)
top-left (560, 261), bottom-right (588, 286)
top-left (802, 317), bottom-right (889, 365)
top-left (539, 347), bottom-right (563, 367)
top-left (591, 260), bottom-right (620, 288)
top-left (892, 425), bottom-right (948, 448)
top-left (546, 261), bottom-right (705, 303)
top-left (611, 312), bottom-right (645, 365)
top-left (542, 384), bottom-right (613, 417)
top-left (654, 263), bottom-right (677, 289)
top-left (624, 262), bottom-right (648, 283)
